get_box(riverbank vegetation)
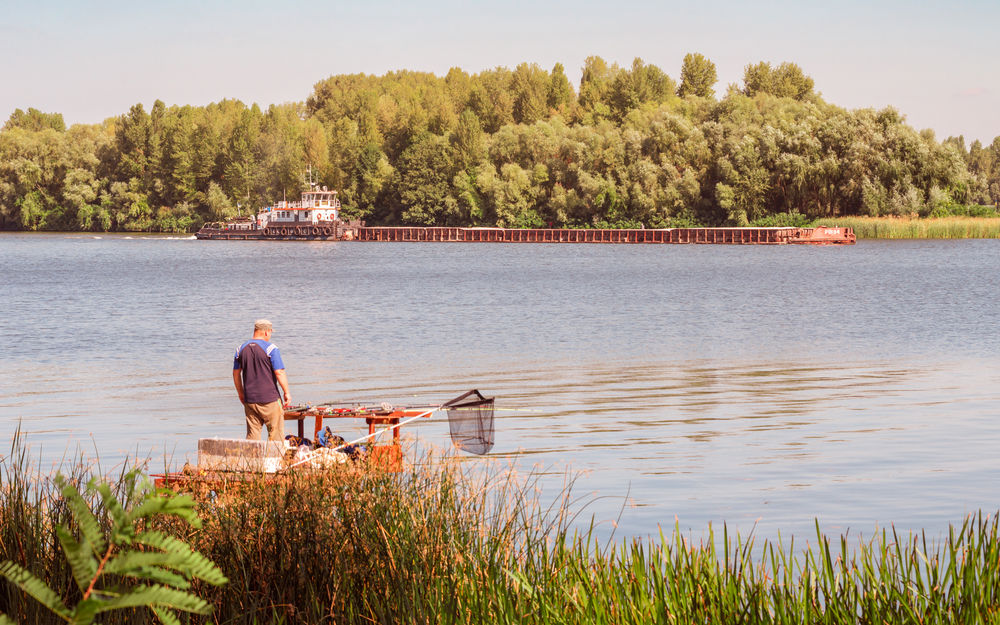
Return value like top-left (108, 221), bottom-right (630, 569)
top-left (5, 440), bottom-right (1000, 624)
top-left (822, 215), bottom-right (1000, 239)
top-left (2, 55), bottom-right (998, 233)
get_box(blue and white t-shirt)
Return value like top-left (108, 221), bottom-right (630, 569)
top-left (233, 340), bottom-right (285, 404)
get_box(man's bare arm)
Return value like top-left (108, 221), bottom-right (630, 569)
top-left (275, 369), bottom-right (291, 407)
top-left (233, 369), bottom-right (245, 404)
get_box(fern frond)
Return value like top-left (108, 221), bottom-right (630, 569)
top-left (104, 552), bottom-right (185, 577)
top-left (97, 585), bottom-right (212, 615)
top-left (151, 605), bottom-right (183, 625)
top-left (183, 552), bottom-right (227, 586)
top-left (105, 552), bottom-right (225, 588)
top-left (54, 475), bottom-right (106, 554)
top-left (96, 483), bottom-right (134, 543)
top-left (133, 531), bottom-right (228, 585)
top-left (0, 560), bottom-right (72, 619)
top-left (70, 598), bottom-right (100, 625)
top-left (128, 495), bottom-right (200, 528)
top-left (55, 526), bottom-right (99, 593)
top-left (88, 588), bottom-right (122, 601)
top-left (120, 566), bottom-right (191, 589)
top-left (131, 530), bottom-right (187, 552)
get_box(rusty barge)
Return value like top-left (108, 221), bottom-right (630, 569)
top-left (198, 224), bottom-right (855, 245)
top-left (195, 180), bottom-right (854, 245)
top-left (354, 225), bottom-right (854, 244)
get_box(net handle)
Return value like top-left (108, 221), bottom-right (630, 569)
top-left (443, 389), bottom-right (491, 409)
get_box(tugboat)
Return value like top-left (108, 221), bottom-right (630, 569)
top-left (195, 172), bottom-right (363, 241)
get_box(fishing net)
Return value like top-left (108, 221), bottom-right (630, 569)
top-left (444, 389), bottom-right (495, 455)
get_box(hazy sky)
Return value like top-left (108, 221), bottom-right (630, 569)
top-left (2, 0), bottom-right (997, 144)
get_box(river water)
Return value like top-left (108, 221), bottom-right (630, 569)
top-left (2, 233), bottom-right (999, 541)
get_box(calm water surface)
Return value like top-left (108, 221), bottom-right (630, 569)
top-left (2, 233), bottom-right (999, 541)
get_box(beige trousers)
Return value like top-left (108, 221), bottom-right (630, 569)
top-left (245, 400), bottom-right (285, 441)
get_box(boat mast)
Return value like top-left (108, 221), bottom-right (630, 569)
top-left (306, 164), bottom-right (317, 190)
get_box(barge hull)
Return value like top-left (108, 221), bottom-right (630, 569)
top-left (195, 232), bottom-right (345, 241)
top-left (357, 226), bottom-right (855, 245)
top-left (197, 226), bottom-right (855, 245)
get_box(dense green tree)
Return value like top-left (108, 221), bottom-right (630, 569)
top-left (743, 62), bottom-right (815, 100)
top-left (326, 116), bottom-right (366, 201)
top-left (205, 180), bottom-right (236, 221)
top-left (3, 108), bottom-right (66, 132)
top-left (677, 53), bottom-right (718, 98)
top-left (0, 126), bottom-right (82, 229)
top-left (964, 137), bottom-right (1000, 205)
top-left (157, 105), bottom-right (198, 208)
top-left (222, 104), bottom-right (264, 212)
top-left (452, 109), bottom-right (487, 171)
top-left (301, 118), bottom-right (328, 180)
top-left (111, 103), bottom-right (152, 183)
top-left (63, 167), bottom-right (102, 230)
top-left (578, 56), bottom-right (615, 123)
top-left (346, 142), bottom-right (393, 221)
top-left (444, 67), bottom-right (473, 113)
top-left (105, 179), bottom-right (152, 231)
top-left (393, 133), bottom-right (459, 225)
top-left (547, 63), bottom-right (575, 113)
top-left (511, 63), bottom-right (550, 125)
top-left (476, 162), bottom-right (544, 227)
top-left (145, 99), bottom-right (167, 206)
top-left (260, 103), bottom-right (307, 203)
top-left (606, 58), bottom-right (675, 122)
top-left (468, 68), bottom-right (515, 133)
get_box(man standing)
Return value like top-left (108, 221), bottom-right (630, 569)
top-left (233, 319), bottom-right (291, 441)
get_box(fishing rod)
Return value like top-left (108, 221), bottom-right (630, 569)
top-left (289, 401), bottom-right (530, 414)
top-left (287, 398), bottom-right (424, 412)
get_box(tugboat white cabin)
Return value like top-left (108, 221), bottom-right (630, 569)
top-left (258, 187), bottom-right (341, 229)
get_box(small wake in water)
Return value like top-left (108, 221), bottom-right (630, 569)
top-left (97, 235), bottom-right (197, 240)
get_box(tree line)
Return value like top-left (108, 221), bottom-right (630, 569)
top-left (1, 54), bottom-right (998, 232)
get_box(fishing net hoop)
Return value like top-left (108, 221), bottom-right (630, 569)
top-left (443, 389), bottom-right (495, 455)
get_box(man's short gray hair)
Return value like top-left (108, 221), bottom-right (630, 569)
top-left (254, 319), bottom-right (273, 332)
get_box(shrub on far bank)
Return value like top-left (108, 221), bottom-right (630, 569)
top-left (749, 211), bottom-right (812, 228)
top-left (926, 203), bottom-right (1000, 218)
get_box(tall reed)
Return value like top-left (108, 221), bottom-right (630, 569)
top-left (4, 435), bottom-right (1000, 624)
top-left (820, 216), bottom-right (1000, 239)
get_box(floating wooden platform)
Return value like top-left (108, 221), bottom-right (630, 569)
top-left (197, 225), bottom-right (855, 244)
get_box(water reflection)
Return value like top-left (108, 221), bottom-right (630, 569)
top-left (445, 357), bottom-right (1000, 538)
